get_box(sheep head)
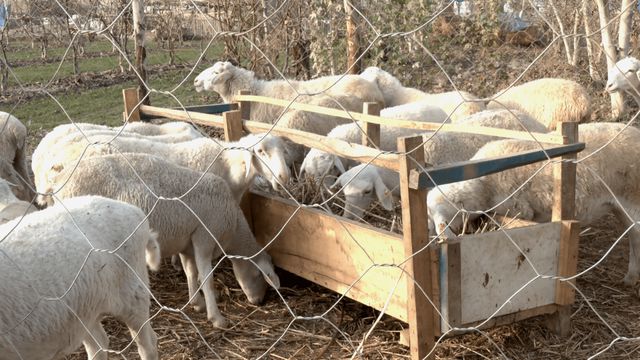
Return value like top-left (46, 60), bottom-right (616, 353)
top-left (194, 61), bottom-right (255, 101)
top-left (231, 252), bottom-right (280, 305)
top-left (237, 133), bottom-right (290, 191)
top-left (606, 56), bottom-right (640, 94)
top-left (330, 164), bottom-right (394, 221)
top-left (359, 66), bottom-right (403, 106)
top-left (299, 148), bottom-right (346, 185)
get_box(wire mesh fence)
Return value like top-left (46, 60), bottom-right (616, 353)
top-left (2, 0), bottom-right (640, 359)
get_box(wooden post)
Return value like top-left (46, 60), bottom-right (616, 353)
top-left (223, 110), bottom-right (244, 142)
top-left (238, 90), bottom-right (252, 120)
top-left (548, 121), bottom-right (579, 337)
top-left (122, 88), bottom-right (141, 122)
top-left (398, 136), bottom-right (435, 359)
top-left (362, 102), bottom-right (381, 148)
top-left (132, 0), bottom-right (148, 105)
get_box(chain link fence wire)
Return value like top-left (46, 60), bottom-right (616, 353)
top-left (2, 0), bottom-right (640, 358)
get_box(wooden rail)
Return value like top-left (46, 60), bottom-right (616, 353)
top-left (408, 142), bottom-right (585, 190)
top-left (139, 104), bottom-right (402, 171)
top-left (234, 94), bottom-right (566, 144)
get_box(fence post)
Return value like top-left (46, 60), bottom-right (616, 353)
top-left (238, 90), bottom-right (252, 120)
top-left (398, 135), bottom-right (435, 360)
top-left (548, 121), bottom-right (579, 337)
top-left (362, 102), bottom-right (381, 148)
top-left (122, 88), bottom-right (141, 123)
top-left (223, 109), bottom-right (244, 142)
top-left (132, 0), bottom-right (148, 105)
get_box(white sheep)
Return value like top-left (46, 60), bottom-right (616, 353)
top-left (299, 101), bottom-right (450, 182)
top-left (38, 133), bottom-right (290, 206)
top-left (49, 153), bottom-right (281, 328)
top-left (32, 121), bottom-right (203, 197)
top-left (0, 177), bottom-right (35, 225)
top-left (427, 122), bottom-right (640, 285)
top-left (0, 195), bottom-right (160, 360)
top-left (605, 56), bottom-right (640, 105)
top-left (193, 61), bottom-right (385, 134)
top-left (359, 66), bottom-right (486, 122)
top-left (0, 112), bottom-right (33, 201)
top-left (329, 109), bottom-right (547, 220)
top-left (487, 77), bottom-right (591, 130)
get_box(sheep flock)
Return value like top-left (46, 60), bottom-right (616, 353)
top-left (3, 57), bottom-right (640, 359)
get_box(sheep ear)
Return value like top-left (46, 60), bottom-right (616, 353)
top-left (257, 256), bottom-right (280, 289)
top-left (244, 150), bottom-right (253, 180)
top-left (374, 177), bottom-right (394, 210)
top-left (333, 157), bottom-right (346, 174)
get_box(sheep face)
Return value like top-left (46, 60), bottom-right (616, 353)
top-left (194, 61), bottom-right (236, 94)
top-left (299, 149), bottom-right (345, 184)
top-left (427, 186), bottom-right (479, 238)
top-left (242, 134), bottom-right (291, 190)
top-left (606, 56), bottom-right (640, 94)
top-left (331, 166), bottom-right (393, 220)
top-left (231, 253), bottom-right (280, 305)
top-left (359, 66), bottom-right (402, 105)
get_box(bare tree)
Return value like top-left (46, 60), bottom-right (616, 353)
top-left (595, 0), bottom-right (625, 118)
top-left (344, 0), bottom-right (361, 74)
top-left (617, 0), bottom-right (634, 58)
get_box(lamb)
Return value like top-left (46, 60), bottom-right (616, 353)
top-left (359, 66), bottom-right (486, 122)
top-left (37, 133), bottom-right (290, 206)
top-left (0, 195), bottom-right (160, 360)
top-left (32, 121), bottom-right (203, 197)
top-left (605, 56), bottom-right (640, 105)
top-left (0, 177), bottom-right (35, 225)
top-left (193, 61), bottom-right (385, 137)
top-left (0, 112), bottom-right (34, 201)
top-left (427, 122), bottom-right (640, 286)
top-left (299, 101), bottom-right (450, 182)
top-left (487, 78), bottom-right (591, 130)
top-left (329, 109), bottom-right (548, 220)
top-left (48, 153), bottom-right (281, 328)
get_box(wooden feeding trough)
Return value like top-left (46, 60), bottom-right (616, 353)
top-left (123, 88), bottom-right (584, 359)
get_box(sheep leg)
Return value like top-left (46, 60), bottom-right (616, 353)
top-left (191, 228), bottom-right (228, 328)
top-left (613, 205), bottom-right (640, 286)
top-left (179, 251), bottom-right (207, 312)
top-left (82, 320), bottom-right (109, 360)
top-left (122, 312), bottom-right (159, 360)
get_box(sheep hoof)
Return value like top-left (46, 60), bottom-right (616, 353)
top-left (622, 273), bottom-right (638, 287)
top-left (192, 295), bottom-right (206, 313)
top-left (211, 316), bottom-right (228, 329)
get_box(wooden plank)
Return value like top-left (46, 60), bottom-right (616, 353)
top-left (494, 215), bottom-right (539, 229)
top-left (235, 94), bottom-right (565, 144)
top-left (555, 221), bottom-right (580, 305)
top-left (138, 104), bottom-right (401, 172)
top-left (550, 122), bottom-right (578, 337)
top-left (409, 142), bottom-right (585, 190)
top-left (552, 122), bottom-right (578, 221)
top-left (446, 242), bottom-right (462, 329)
top-left (238, 90), bottom-right (252, 120)
top-left (399, 304), bottom-right (558, 346)
top-left (362, 102), bottom-right (381, 148)
top-left (398, 136), bottom-right (435, 360)
top-left (451, 222), bottom-right (561, 324)
top-left (250, 191), bottom-right (409, 322)
top-left (122, 88), bottom-right (141, 122)
top-left (223, 110), bottom-right (244, 142)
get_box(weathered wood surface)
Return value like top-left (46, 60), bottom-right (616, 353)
top-left (399, 136), bottom-right (435, 359)
top-left (250, 191), bottom-right (409, 322)
top-left (235, 94), bottom-right (565, 143)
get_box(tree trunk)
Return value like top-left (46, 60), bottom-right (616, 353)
top-left (344, 0), bottom-right (361, 74)
top-left (132, 0), bottom-right (148, 105)
top-left (595, 0), bottom-right (625, 118)
top-left (548, 0), bottom-right (573, 64)
top-left (582, 0), bottom-right (598, 80)
top-left (618, 0), bottom-right (634, 58)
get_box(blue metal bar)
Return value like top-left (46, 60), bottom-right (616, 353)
top-left (411, 142), bottom-right (585, 190)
